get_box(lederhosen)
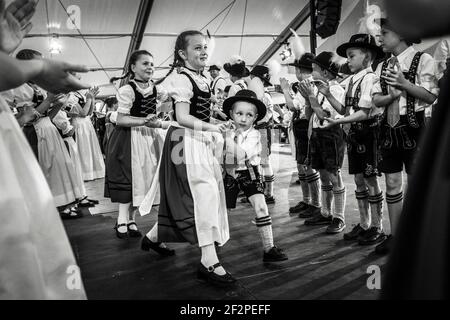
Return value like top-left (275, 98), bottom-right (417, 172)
top-left (378, 52), bottom-right (426, 175)
top-left (308, 94), bottom-right (345, 172)
top-left (23, 84), bottom-right (45, 158)
top-left (346, 74), bottom-right (381, 177)
top-left (104, 82), bottom-right (158, 203)
top-left (292, 96), bottom-right (310, 165)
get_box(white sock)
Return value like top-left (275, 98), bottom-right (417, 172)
top-left (255, 215), bottom-right (274, 252)
top-left (369, 192), bottom-right (384, 231)
top-left (321, 184), bottom-right (333, 217)
top-left (355, 189), bottom-right (370, 230)
top-left (333, 187), bottom-right (346, 222)
top-left (299, 173), bottom-right (311, 204)
top-left (307, 172), bottom-right (321, 208)
top-left (117, 203), bottom-right (130, 233)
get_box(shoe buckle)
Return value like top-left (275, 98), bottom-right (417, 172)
top-left (207, 266), bottom-right (215, 272)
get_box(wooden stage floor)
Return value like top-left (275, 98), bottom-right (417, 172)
top-left (63, 143), bottom-right (389, 300)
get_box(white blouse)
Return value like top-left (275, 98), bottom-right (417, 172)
top-left (116, 80), bottom-right (168, 115)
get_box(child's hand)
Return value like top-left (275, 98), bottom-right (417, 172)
top-left (279, 77), bottom-right (290, 92)
top-left (299, 80), bottom-right (315, 98)
top-left (388, 85), bottom-right (402, 99)
top-left (381, 67), bottom-right (408, 90)
top-left (316, 81), bottom-right (331, 97)
top-left (319, 117), bottom-right (339, 129)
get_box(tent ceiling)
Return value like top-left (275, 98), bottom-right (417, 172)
top-left (13, 0), bottom-right (440, 97)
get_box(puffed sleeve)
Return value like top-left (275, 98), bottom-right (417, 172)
top-left (417, 53), bottom-right (439, 96)
top-left (116, 85), bottom-right (135, 115)
top-left (156, 84), bottom-right (169, 102)
top-left (52, 110), bottom-right (73, 135)
top-left (167, 73), bottom-right (193, 104)
top-left (358, 73), bottom-right (378, 109)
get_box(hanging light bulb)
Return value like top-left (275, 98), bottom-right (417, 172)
top-left (279, 43), bottom-right (292, 61)
top-left (49, 35), bottom-right (62, 55)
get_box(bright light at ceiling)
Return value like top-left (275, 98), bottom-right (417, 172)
top-left (49, 35), bottom-right (62, 55)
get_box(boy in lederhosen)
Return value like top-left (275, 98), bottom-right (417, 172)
top-left (372, 19), bottom-right (438, 254)
top-left (320, 34), bottom-right (386, 242)
top-left (280, 53), bottom-right (322, 219)
top-left (298, 52), bottom-right (347, 233)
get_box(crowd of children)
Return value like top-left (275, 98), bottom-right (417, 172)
top-left (0, 0), bottom-right (445, 297)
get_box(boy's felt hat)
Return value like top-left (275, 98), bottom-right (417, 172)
top-left (336, 33), bottom-right (384, 59)
top-left (222, 89), bottom-right (267, 122)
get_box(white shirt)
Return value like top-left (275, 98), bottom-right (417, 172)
top-left (228, 79), bottom-right (247, 98)
top-left (433, 37), bottom-right (450, 80)
top-left (372, 46), bottom-right (438, 115)
top-left (229, 127), bottom-right (261, 170)
top-left (312, 80), bottom-right (345, 129)
top-left (292, 76), bottom-right (316, 120)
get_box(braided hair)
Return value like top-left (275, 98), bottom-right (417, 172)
top-left (110, 50), bottom-right (153, 83)
top-left (154, 30), bottom-right (204, 85)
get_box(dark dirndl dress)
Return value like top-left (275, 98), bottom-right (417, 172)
top-left (104, 82), bottom-right (158, 204)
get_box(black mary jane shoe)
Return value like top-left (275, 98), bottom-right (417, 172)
top-left (114, 223), bottom-right (128, 239)
top-left (127, 222), bottom-right (142, 238)
top-left (77, 200), bottom-right (95, 208)
top-left (197, 263), bottom-right (236, 287)
top-left (141, 236), bottom-right (175, 256)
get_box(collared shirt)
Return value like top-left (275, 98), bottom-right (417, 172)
top-left (312, 80), bottom-right (345, 129)
top-left (228, 79), bottom-right (247, 98)
top-left (346, 67), bottom-right (378, 112)
top-left (292, 76), bottom-right (316, 120)
top-left (372, 46), bottom-right (438, 114)
top-left (229, 127), bottom-right (261, 170)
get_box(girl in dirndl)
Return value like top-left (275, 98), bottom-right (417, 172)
top-left (67, 86), bottom-right (105, 181)
top-left (104, 50), bottom-right (169, 239)
top-left (140, 30), bottom-right (235, 287)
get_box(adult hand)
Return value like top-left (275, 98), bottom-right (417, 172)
top-left (0, 0), bottom-right (37, 54)
top-left (31, 59), bottom-right (91, 94)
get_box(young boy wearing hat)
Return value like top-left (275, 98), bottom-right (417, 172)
top-left (222, 89), bottom-right (288, 262)
top-left (249, 65), bottom-right (277, 204)
top-left (321, 34), bottom-right (385, 242)
top-left (371, 19), bottom-right (438, 254)
top-left (223, 56), bottom-right (250, 97)
top-left (280, 53), bottom-right (322, 219)
top-left (298, 52), bottom-right (347, 233)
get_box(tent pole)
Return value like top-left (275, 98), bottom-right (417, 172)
top-left (120, 0), bottom-right (154, 87)
top-left (310, 0), bottom-right (317, 54)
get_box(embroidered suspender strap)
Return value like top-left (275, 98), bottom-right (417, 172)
top-left (237, 82), bottom-right (246, 90)
top-left (245, 160), bottom-right (258, 181)
top-left (380, 59), bottom-right (390, 96)
top-left (405, 51), bottom-right (423, 128)
top-left (212, 77), bottom-right (224, 93)
top-left (352, 73), bottom-right (373, 112)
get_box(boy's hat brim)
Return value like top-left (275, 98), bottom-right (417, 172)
top-left (223, 62), bottom-right (250, 77)
top-left (222, 89), bottom-right (267, 123)
top-left (336, 33), bottom-right (384, 59)
top-left (310, 52), bottom-right (341, 77)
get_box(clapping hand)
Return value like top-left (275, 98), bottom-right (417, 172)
top-left (87, 86), bottom-right (99, 99)
top-left (279, 77), bottom-right (290, 92)
top-left (0, 0), bottom-right (37, 54)
top-left (299, 79), bottom-right (315, 98)
top-left (381, 65), bottom-right (408, 90)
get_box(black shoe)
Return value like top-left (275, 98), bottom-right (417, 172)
top-left (59, 207), bottom-right (83, 220)
top-left (114, 223), bottom-right (128, 239)
top-left (374, 235), bottom-right (393, 255)
top-left (358, 227), bottom-right (386, 245)
top-left (343, 224), bottom-right (366, 241)
top-left (298, 205), bottom-right (320, 218)
top-left (304, 213), bottom-right (332, 226)
top-left (295, 179), bottom-right (301, 185)
top-left (127, 222), bottom-right (142, 238)
top-left (326, 218), bottom-right (346, 234)
top-left (141, 236), bottom-right (175, 256)
top-left (197, 263), bottom-right (236, 287)
top-left (263, 246), bottom-right (288, 262)
top-left (77, 201), bottom-right (95, 208)
top-left (289, 201), bottom-right (309, 214)
top-left (265, 195), bottom-right (276, 204)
